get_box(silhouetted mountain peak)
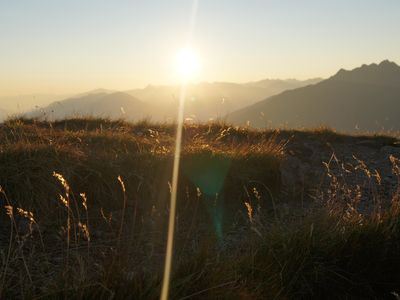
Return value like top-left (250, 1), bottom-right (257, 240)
top-left (227, 60), bottom-right (400, 132)
top-left (330, 60), bottom-right (400, 87)
top-left (98, 92), bottom-right (143, 105)
top-left (335, 68), bottom-right (347, 76)
top-left (379, 59), bottom-right (398, 67)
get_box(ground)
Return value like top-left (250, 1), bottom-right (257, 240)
top-left (0, 118), bottom-right (399, 299)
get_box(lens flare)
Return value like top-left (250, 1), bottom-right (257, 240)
top-left (161, 1), bottom-right (199, 299)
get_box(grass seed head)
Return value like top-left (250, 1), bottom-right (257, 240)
top-left (244, 202), bottom-right (253, 223)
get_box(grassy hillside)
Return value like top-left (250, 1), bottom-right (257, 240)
top-left (0, 118), bottom-right (400, 299)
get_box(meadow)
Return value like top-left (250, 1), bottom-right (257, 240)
top-left (0, 117), bottom-right (400, 299)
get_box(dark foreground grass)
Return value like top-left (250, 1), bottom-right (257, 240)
top-left (0, 117), bottom-right (399, 299)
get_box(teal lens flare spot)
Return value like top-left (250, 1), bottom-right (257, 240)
top-left (183, 154), bottom-right (231, 196)
top-left (183, 154), bottom-right (231, 240)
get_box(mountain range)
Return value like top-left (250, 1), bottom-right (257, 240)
top-left (10, 60), bottom-right (400, 132)
top-left (24, 78), bottom-right (320, 122)
top-left (28, 92), bottom-right (147, 121)
top-left (227, 60), bottom-right (400, 132)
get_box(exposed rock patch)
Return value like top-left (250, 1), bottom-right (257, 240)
top-left (280, 134), bottom-right (400, 212)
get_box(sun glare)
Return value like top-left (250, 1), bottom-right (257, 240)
top-left (175, 47), bottom-right (200, 80)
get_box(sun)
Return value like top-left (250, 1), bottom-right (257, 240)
top-left (175, 47), bottom-right (200, 80)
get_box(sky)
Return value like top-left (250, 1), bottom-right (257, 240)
top-left (1, 0), bottom-right (400, 96)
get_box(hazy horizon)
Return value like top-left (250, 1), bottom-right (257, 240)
top-left (0, 76), bottom-right (324, 98)
top-left (1, 1), bottom-right (400, 97)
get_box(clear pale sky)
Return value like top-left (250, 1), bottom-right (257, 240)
top-left (1, 0), bottom-right (399, 96)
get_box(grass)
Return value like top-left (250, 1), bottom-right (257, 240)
top-left (0, 117), bottom-right (399, 299)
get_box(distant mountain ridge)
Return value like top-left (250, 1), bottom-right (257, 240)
top-left (24, 78), bottom-right (320, 122)
top-left (244, 78), bottom-right (321, 89)
top-left (331, 60), bottom-right (400, 87)
top-left (27, 92), bottom-right (148, 121)
top-left (227, 60), bottom-right (400, 132)
top-left (125, 79), bottom-right (322, 121)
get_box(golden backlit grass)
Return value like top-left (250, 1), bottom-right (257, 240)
top-left (0, 117), bottom-right (399, 299)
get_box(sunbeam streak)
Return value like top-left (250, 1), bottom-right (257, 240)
top-left (160, 1), bottom-right (199, 299)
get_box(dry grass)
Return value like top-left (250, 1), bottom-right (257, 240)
top-left (0, 117), bottom-right (399, 299)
